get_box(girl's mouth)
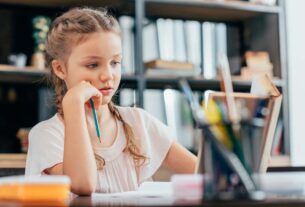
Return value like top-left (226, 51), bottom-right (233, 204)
top-left (99, 88), bottom-right (114, 96)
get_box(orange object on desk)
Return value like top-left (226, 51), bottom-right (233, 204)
top-left (0, 175), bottom-right (71, 202)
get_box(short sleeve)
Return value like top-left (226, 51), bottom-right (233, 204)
top-left (135, 108), bottom-right (175, 183)
top-left (25, 118), bottom-right (64, 177)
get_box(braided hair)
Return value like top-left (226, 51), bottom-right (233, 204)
top-left (45, 7), bottom-right (148, 170)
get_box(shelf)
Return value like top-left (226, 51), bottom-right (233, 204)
top-left (0, 0), bottom-right (136, 17)
top-left (0, 67), bottom-right (284, 92)
top-left (144, 76), bottom-right (283, 92)
top-left (0, 67), bottom-right (139, 88)
top-left (0, 0), bottom-right (132, 8)
top-left (0, 67), bottom-right (48, 85)
top-left (0, 153), bottom-right (26, 168)
top-left (120, 74), bottom-right (139, 89)
top-left (145, 0), bottom-right (281, 22)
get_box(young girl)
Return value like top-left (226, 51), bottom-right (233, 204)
top-left (25, 7), bottom-right (197, 196)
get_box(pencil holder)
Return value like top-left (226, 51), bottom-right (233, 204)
top-left (199, 120), bottom-right (266, 201)
top-left (177, 78), bottom-right (277, 201)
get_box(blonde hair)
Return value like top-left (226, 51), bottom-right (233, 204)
top-left (45, 7), bottom-right (148, 169)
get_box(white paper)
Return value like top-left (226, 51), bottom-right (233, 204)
top-left (91, 182), bottom-right (174, 206)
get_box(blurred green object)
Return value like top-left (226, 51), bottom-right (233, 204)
top-left (32, 16), bottom-right (51, 53)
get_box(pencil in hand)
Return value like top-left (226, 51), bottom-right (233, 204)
top-left (89, 98), bottom-right (101, 143)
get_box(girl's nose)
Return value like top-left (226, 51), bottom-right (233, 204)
top-left (99, 66), bottom-right (113, 82)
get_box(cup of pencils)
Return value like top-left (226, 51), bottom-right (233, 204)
top-left (200, 96), bottom-right (268, 200)
top-left (178, 79), bottom-right (269, 201)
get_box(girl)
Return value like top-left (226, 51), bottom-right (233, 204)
top-left (25, 7), bottom-right (197, 196)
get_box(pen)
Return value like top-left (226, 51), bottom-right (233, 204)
top-left (218, 54), bottom-right (239, 123)
top-left (89, 98), bottom-right (101, 142)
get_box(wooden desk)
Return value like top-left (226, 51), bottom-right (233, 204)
top-left (1, 172), bottom-right (305, 207)
top-left (69, 197), bottom-right (305, 207)
top-left (0, 196), bottom-right (305, 206)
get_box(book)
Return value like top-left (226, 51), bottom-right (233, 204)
top-left (249, 0), bottom-right (277, 6)
top-left (119, 16), bottom-right (135, 74)
top-left (173, 20), bottom-right (187, 62)
top-left (143, 20), bottom-right (159, 62)
top-left (91, 182), bottom-right (174, 206)
top-left (144, 59), bottom-right (194, 70)
top-left (156, 18), bottom-right (175, 61)
top-left (271, 119), bottom-right (283, 155)
top-left (202, 22), bottom-right (217, 79)
top-left (251, 74), bottom-right (282, 172)
top-left (163, 89), bottom-right (195, 149)
top-left (145, 69), bottom-right (195, 77)
top-left (185, 20), bottom-right (201, 74)
top-left (215, 23), bottom-right (228, 65)
top-left (145, 59), bottom-right (195, 77)
top-left (202, 22), bottom-right (228, 79)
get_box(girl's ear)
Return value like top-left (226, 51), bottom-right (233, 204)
top-left (51, 59), bottom-right (67, 80)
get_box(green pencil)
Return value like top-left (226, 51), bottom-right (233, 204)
top-left (89, 98), bottom-right (101, 142)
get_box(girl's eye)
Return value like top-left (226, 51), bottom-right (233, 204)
top-left (86, 63), bottom-right (98, 69)
top-left (111, 60), bottom-right (121, 67)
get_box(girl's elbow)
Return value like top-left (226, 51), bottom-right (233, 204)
top-left (71, 183), bottom-right (96, 196)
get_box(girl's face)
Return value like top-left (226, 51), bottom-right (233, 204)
top-left (64, 31), bottom-right (122, 105)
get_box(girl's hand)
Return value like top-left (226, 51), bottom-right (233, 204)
top-left (63, 81), bottom-right (102, 109)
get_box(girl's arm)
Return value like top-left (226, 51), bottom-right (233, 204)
top-left (62, 97), bottom-right (97, 195)
top-left (163, 141), bottom-right (198, 173)
top-left (46, 81), bottom-right (102, 196)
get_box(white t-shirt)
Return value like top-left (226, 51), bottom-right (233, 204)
top-left (25, 106), bottom-right (174, 193)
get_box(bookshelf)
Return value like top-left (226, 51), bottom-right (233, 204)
top-left (0, 0), bottom-right (290, 170)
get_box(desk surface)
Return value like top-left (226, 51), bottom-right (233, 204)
top-left (0, 197), bottom-right (305, 207)
top-left (1, 180), bottom-right (305, 206)
top-left (69, 197), bottom-right (305, 207)
top-left (44, 197), bottom-right (305, 207)
top-left (0, 196), bottom-right (305, 206)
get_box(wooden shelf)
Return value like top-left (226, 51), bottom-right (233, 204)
top-left (0, 67), bottom-right (284, 92)
top-left (0, 67), bottom-right (48, 84)
top-left (145, 0), bottom-right (280, 22)
top-left (144, 76), bottom-right (283, 92)
top-left (120, 74), bottom-right (139, 89)
top-left (0, 0), bottom-right (136, 18)
top-left (0, 67), bottom-right (139, 88)
top-left (0, 153), bottom-right (26, 168)
top-left (0, 0), bottom-right (133, 9)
